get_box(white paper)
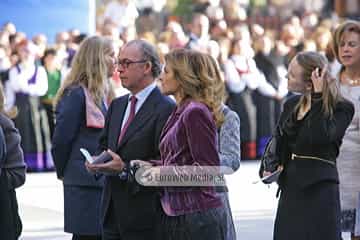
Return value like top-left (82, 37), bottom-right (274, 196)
top-left (80, 148), bottom-right (94, 164)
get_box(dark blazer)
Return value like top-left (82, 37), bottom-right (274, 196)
top-left (0, 127), bottom-right (5, 171)
top-left (274, 94), bottom-right (354, 240)
top-left (278, 94), bottom-right (354, 189)
top-left (0, 126), bottom-right (20, 240)
top-left (0, 113), bottom-right (26, 190)
top-left (52, 85), bottom-right (108, 235)
top-left (98, 86), bottom-right (175, 232)
top-left (52, 85), bottom-right (106, 186)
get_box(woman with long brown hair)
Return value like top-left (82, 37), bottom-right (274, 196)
top-left (156, 48), bottom-right (228, 239)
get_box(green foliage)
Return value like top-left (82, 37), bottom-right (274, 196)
top-left (172, 0), bottom-right (195, 23)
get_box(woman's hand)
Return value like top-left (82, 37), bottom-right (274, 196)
top-left (311, 67), bottom-right (326, 93)
top-left (130, 160), bottom-right (153, 168)
top-left (262, 165), bottom-right (283, 177)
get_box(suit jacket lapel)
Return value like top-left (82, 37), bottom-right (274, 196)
top-left (117, 88), bottom-right (160, 149)
top-left (111, 95), bottom-right (129, 149)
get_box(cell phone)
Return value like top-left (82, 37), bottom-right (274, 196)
top-left (80, 148), bottom-right (112, 164)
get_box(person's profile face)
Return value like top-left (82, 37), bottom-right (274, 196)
top-left (117, 45), bottom-right (147, 93)
top-left (158, 63), bottom-right (180, 96)
top-left (287, 58), bottom-right (308, 93)
top-left (104, 45), bottom-right (116, 78)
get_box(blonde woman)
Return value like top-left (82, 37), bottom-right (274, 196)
top-left (263, 51), bottom-right (354, 240)
top-left (51, 36), bottom-right (115, 240)
top-left (333, 20), bottom-right (360, 239)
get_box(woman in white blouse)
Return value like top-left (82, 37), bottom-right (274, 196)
top-left (333, 20), bottom-right (360, 240)
top-left (7, 40), bottom-right (50, 172)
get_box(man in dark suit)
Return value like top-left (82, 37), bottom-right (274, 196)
top-left (87, 39), bottom-right (175, 240)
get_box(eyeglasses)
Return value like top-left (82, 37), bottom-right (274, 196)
top-left (117, 59), bottom-right (147, 69)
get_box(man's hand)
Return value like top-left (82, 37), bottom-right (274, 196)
top-left (85, 149), bottom-right (125, 174)
top-left (85, 153), bottom-right (99, 173)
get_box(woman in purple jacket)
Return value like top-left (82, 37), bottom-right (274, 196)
top-left (130, 49), bottom-right (228, 239)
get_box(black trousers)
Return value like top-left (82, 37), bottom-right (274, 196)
top-left (0, 171), bottom-right (22, 240)
top-left (102, 199), bottom-right (157, 240)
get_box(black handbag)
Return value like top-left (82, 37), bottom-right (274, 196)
top-left (258, 134), bottom-right (282, 184)
top-left (258, 96), bottom-right (298, 184)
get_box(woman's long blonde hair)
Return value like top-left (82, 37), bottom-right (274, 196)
top-left (0, 82), bottom-right (17, 118)
top-left (55, 36), bottom-right (115, 107)
top-left (295, 51), bottom-right (343, 117)
top-left (164, 49), bottom-right (224, 127)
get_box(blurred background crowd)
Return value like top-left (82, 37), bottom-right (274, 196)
top-left (0, 0), bottom-right (359, 172)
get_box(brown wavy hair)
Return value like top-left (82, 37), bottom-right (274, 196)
top-left (164, 49), bottom-right (224, 127)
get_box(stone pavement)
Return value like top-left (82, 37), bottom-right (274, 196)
top-left (16, 161), bottom-right (351, 240)
top-left (17, 172), bottom-right (71, 240)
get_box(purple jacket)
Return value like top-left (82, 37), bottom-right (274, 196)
top-left (158, 99), bottom-right (222, 216)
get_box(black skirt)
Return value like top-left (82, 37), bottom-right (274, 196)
top-left (157, 205), bottom-right (227, 240)
top-left (274, 180), bottom-right (341, 240)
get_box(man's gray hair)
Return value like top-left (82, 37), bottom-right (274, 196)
top-left (126, 39), bottom-right (161, 78)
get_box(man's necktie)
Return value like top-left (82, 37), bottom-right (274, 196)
top-left (118, 96), bottom-right (137, 144)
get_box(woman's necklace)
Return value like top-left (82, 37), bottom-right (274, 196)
top-left (348, 78), bottom-right (360, 85)
top-left (342, 71), bottom-right (360, 86)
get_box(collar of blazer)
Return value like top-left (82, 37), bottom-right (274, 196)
top-left (114, 87), bottom-right (162, 149)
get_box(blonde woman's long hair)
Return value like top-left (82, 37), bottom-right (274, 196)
top-left (206, 54), bottom-right (227, 105)
top-left (164, 49), bottom-right (224, 127)
top-left (55, 36), bottom-right (115, 107)
top-left (295, 51), bottom-right (343, 117)
top-left (0, 82), bottom-right (17, 118)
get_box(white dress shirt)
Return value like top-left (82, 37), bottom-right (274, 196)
top-left (121, 82), bottom-right (156, 130)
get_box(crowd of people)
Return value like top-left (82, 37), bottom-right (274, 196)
top-left (0, 1), bottom-right (347, 163)
top-left (0, 0), bottom-right (359, 239)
